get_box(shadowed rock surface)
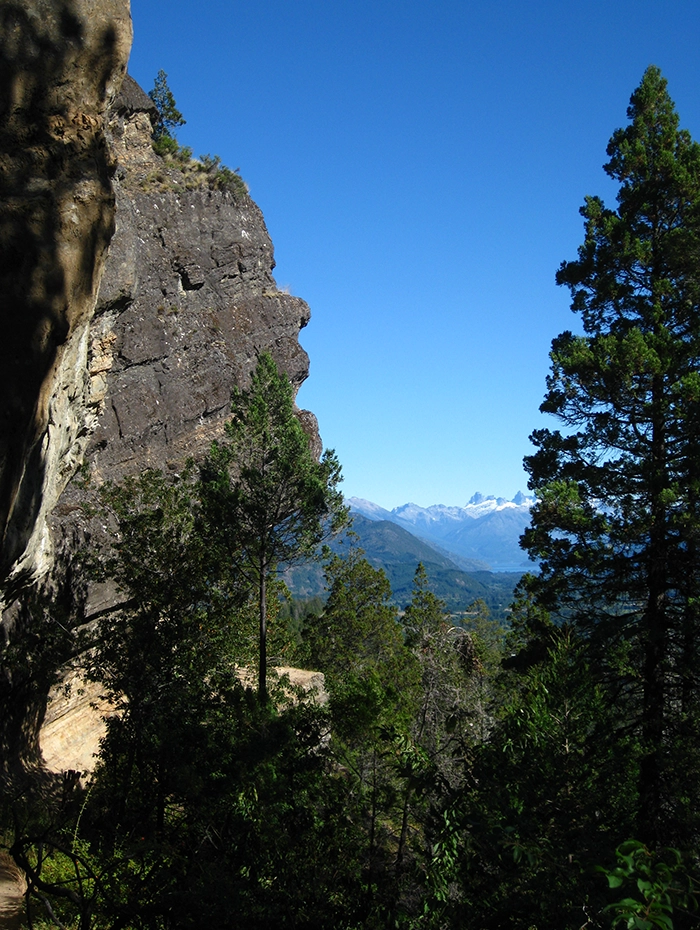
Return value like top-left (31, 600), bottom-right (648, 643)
top-left (0, 0), bottom-right (132, 594)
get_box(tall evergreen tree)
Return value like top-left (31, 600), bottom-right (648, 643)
top-left (201, 353), bottom-right (346, 702)
top-left (522, 65), bottom-right (700, 847)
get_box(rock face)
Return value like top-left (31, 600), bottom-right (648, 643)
top-left (0, 0), bottom-right (133, 593)
top-left (32, 77), bottom-right (325, 774)
top-left (85, 76), bottom-right (317, 486)
top-left (0, 13), bottom-right (324, 774)
top-left (50, 74), bottom-right (320, 582)
top-left (39, 674), bottom-right (113, 773)
top-left (3, 65), bottom-right (320, 595)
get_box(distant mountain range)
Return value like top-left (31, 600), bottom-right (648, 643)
top-left (348, 493), bottom-right (536, 572)
top-left (282, 513), bottom-right (523, 618)
top-left (282, 494), bottom-right (537, 619)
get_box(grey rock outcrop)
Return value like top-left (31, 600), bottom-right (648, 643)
top-left (3, 63), bottom-right (321, 596)
top-left (50, 73), bottom-right (321, 574)
top-left (88, 81), bottom-right (316, 484)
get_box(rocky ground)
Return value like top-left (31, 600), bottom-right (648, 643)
top-left (0, 854), bottom-right (24, 930)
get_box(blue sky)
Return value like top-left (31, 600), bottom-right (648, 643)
top-left (127, 1), bottom-right (700, 509)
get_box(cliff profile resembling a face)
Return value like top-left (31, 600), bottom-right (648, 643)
top-left (0, 7), bottom-right (326, 776)
top-left (0, 13), bottom-right (322, 601)
top-left (76, 72), bottom-right (322, 495)
top-left (0, 0), bottom-right (133, 594)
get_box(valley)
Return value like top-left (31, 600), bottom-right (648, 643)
top-left (283, 494), bottom-right (535, 618)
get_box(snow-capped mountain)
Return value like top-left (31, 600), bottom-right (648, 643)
top-left (347, 493), bottom-right (535, 572)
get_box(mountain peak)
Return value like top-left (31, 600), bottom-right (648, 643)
top-left (347, 493), bottom-right (535, 571)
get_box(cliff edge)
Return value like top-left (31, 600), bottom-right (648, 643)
top-left (1, 59), bottom-right (320, 595)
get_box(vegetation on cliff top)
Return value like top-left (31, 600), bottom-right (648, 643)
top-left (147, 70), bottom-right (248, 197)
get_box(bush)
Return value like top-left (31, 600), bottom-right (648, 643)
top-left (147, 71), bottom-right (248, 199)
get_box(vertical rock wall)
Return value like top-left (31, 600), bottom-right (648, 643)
top-left (0, 13), bottom-right (321, 599)
top-left (45, 77), bottom-right (322, 599)
top-left (0, 0), bottom-right (133, 594)
top-left (80, 80), bottom-right (319, 489)
top-left (0, 19), bottom-right (325, 774)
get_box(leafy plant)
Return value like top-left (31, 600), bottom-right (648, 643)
top-left (600, 840), bottom-right (698, 930)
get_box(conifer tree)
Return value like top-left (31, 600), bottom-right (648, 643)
top-left (522, 65), bottom-right (700, 846)
top-left (148, 69), bottom-right (185, 142)
top-left (201, 353), bottom-right (346, 702)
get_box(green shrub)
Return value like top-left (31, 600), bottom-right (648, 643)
top-left (147, 72), bottom-right (248, 198)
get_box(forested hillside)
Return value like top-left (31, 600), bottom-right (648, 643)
top-left (4, 63), bottom-right (700, 930)
top-left (283, 513), bottom-right (522, 617)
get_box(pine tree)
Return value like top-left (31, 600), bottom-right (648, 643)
top-left (522, 66), bottom-right (700, 846)
top-left (148, 69), bottom-right (185, 142)
top-left (201, 353), bottom-right (346, 702)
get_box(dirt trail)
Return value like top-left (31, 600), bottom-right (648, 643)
top-left (0, 854), bottom-right (24, 930)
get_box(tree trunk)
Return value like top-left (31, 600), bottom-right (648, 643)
top-left (258, 565), bottom-right (267, 703)
top-left (638, 381), bottom-right (668, 845)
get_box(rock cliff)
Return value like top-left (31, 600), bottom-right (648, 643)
top-left (0, 2), bottom-right (324, 773)
top-left (2, 65), bottom-right (320, 596)
top-left (46, 73), bottom-right (321, 614)
top-left (83, 74), bottom-right (318, 487)
top-left (0, 0), bottom-right (132, 595)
